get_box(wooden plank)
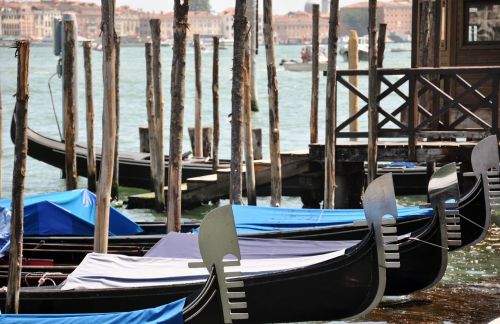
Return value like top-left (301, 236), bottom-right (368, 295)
top-left (83, 41), bottom-right (97, 192)
top-left (212, 36), bottom-right (220, 172)
top-left (193, 34), bottom-right (203, 158)
top-left (310, 4), bottom-right (319, 144)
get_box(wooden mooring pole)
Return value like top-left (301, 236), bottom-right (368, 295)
top-left (63, 19), bottom-right (77, 190)
top-left (230, 0), bottom-right (247, 205)
top-left (310, 4), bottom-right (319, 144)
top-left (6, 40), bottom-right (29, 314)
top-left (0, 81), bottom-right (3, 198)
top-left (264, 0), bottom-right (282, 207)
top-left (150, 19), bottom-right (165, 211)
top-left (248, 0), bottom-right (259, 112)
top-left (348, 30), bottom-right (359, 138)
top-left (367, 0), bottom-right (378, 184)
top-left (94, 0), bottom-right (117, 254)
top-left (212, 36), bottom-right (220, 173)
top-left (324, 0), bottom-right (339, 209)
top-left (244, 40), bottom-right (257, 205)
top-left (193, 34), bottom-right (203, 158)
top-left (112, 36), bottom-right (120, 199)
top-left (83, 41), bottom-right (97, 192)
top-left (168, 0), bottom-right (189, 232)
top-left (145, 42), bottom-right (156, 188)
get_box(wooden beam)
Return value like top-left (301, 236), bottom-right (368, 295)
top-left (244, 39), bottom-right (257, 205)
top-left (248, 0), bottom-right (259, 112)
top-left (5, 39), bottom-right (29, 314)
top-left (264, 0), bottom-right (282, 207)
top-left (193, 34), bottom-right (203, 158)
top-left (367, 0), bottom-right (378, 184)
top-left (168, 0), bottom-right (189, 232)
top-left (324, 0), bottom-right (339, 208)
top-left (63, 19), bottom-right (77, 190)
top-left (348, 30), bottom-right (359, 137)
top-left (112, 37), bottom-right (120, 199)
top-left (94, 0), bottom-right (117, 254)
top-left (150, 19), bottom-right (165, 211)
top-left (83, 41), bottom-right (97, 192)
top-left (310, 4), bottom-right (319, 144)
top-left (212, 36), bottom-right (220, 173)
top-left (230, 0), bottom-right (247, 205)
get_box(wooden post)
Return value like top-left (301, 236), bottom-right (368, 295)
top-left (431, 0), bottom-right (442, 128)
top-left (150, 19), bottom-right (165, 211)
top-left (188, 127), bottom-right (213, 157)
top-left (168, 0), bottom-right (189, 232)
top-left (377, 24), bottom-right (387, 74)
top-left (244, 40), bottom-right (257, 205)
top-left (94, 0), bottom-right (117, 254)
top-left (139, 127), bottom-right (149, 153)
top-left (193, 34), bottom-right (203, 158)
top-left (348, 30), bottom-right (359, 137)
top-left (310, 4), bottom-right (319, 144)
top-left (230, 0), bottom-right (247, 205)
top-left (248, 0), bottom-right (259, 112)
top-left (367, 0), bottom-right (378, 184)
top-left (212, 36), bottom-right (220, 173)
top-left (112, 36), bottom-right (120, 199)
top-left (145, 42), bottom-right (158, 194)
top-left (5, 40), bottom-right (29, 314)
top-left (83, 41), bottom-right (97, 192)
top-left (263, 0), bottom-right (282, 207)
top-left (63, 19), bottom-right (77, 190)
top-left (0, 81), bottom-right (2, 198)
top-left (252, 128), bottom-right (263, 160)
top-left (324, 0), bottom-right (340, 209)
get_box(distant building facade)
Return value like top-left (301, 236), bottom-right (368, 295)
top-left (275, 11), bottom-right (329, 44)
top-left (339, 0), bottom-right (412, 37)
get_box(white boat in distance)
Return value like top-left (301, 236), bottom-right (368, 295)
top-left (281, 45), bottom-right (328, 72)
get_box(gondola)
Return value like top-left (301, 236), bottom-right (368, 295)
top-left (0, 203), bottom-right (248, 324)
top-left (12, 135), bottom-right (495, 264)
top-left (0, 174), bottom-right (396, 322)
top-left (10, 113), bottom-right (223, 189)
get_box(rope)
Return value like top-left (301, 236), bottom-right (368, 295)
top-left (408, 237), bottom-right (447, 250)
top-left (48, 70), bottom-right (63, 141)
top-left (458, 213), bottom-right (488, 231)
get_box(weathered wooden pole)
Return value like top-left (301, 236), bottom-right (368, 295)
top-left (377, 23), bottom-right (387, 92)
top-left (310, 4), bottom-right (319, 144)
top-left (367, 0), bottom-right (378, 184)
top-left (348, 30), bottom-right (359, 137)
top-left (230, 0), bottom-right (247, 205)
top-left (150, 19), bottom-right (165, 211)
top-left (94, 0), bottom-right (117, 254)
top-left (168, 0), bottom-right (189, 232)
top-left (112, 36), bottom-right (120, 199)
top-left (6, 40), bottom-right (29, 314)
top-left (244, 40), bottom-right (257, 205)
top-left (263, 0), bottom-right (282, 207)
top-left (193, 34), bottom-right (203, 158)
top-left (63, 19), bottom-right (77, 190)
top-left (248, 0), bottom-right (259, 112)
top-left (145, 42), bottom-right (157, 192)
top-left (0, 81), bottom-right (3, 198)
top-left (212, 36), bottom-right (220, 173)
top-left (324, 0), bottom-right (339, 209)
top-left (83, 41), bottom-right (97, 192)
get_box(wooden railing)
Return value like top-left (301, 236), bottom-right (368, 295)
top-left (335, 66), bottom-right (500, 158)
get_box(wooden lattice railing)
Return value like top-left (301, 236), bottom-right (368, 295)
top-left (336, 66), bottom-right (500, 158)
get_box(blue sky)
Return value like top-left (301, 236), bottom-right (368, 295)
top-left (82, 0), bottom-right (364, 14)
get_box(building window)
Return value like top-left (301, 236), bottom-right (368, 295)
top-left (465, 1), bottom-right (500, 43)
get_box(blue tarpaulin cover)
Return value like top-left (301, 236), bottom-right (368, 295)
top-left (206, 205), bottom-right (434, 235)
top-left (0, 189), bottom-right (143, 257)
top-left (0, 297), bottom-right (185, 323)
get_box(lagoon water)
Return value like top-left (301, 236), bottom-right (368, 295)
top-left (0, 43), bottom-right (498, 322)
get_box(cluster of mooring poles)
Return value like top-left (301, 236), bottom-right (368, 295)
top-left (4, 0), bottom-right (422, 313)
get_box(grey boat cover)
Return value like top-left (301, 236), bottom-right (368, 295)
top-left (62, 248), bottom-right (347, 290)
top-left (145, 232), bottom-right (360, 259)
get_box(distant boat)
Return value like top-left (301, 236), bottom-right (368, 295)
top-left (339, 35), bottom-right (369, 61)
top-left (219, 38), bottom-right (234, 49)
top-left (281, 45), bottom-right (328, 72)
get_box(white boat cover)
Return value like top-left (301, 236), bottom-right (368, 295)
top-left (61, 249), bottom-right (346, 291)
